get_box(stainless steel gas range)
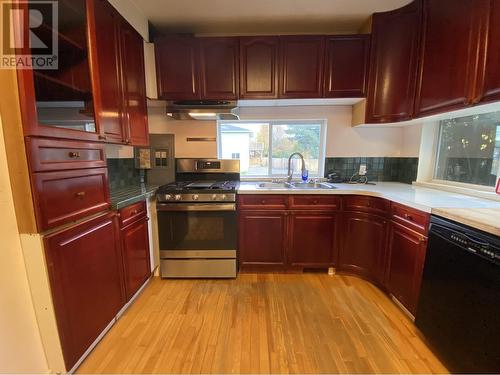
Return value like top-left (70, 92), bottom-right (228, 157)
top-left (156, 159), bottom-right (240, 278)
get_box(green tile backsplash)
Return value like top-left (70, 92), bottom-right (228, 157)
top-left (324, 157), bottom-right (419, 184)
top-left (107, 158), bottom-right (141, 190)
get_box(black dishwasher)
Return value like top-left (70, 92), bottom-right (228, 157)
top-left (415, 216), bottom-right (500, 373)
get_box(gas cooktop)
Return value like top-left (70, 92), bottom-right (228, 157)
top-left (157, 180), bottom-right (239, 193)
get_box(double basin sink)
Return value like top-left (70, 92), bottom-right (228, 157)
top-left (256, 181), bottom-right (336, 190)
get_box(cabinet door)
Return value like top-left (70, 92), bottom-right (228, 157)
top-left (386, 221), bottom-right (427, 315)
top-left (199, 37), bottom-right (239, 100)
top-left (17, 0), bottom-right (101, 141)
top-left (239, 36), bottom-right (279, 99)
top-left (44, 212), bottom-right (124, 370)
top-left (238, 211), bottom-right (287, 270)
top-left (155, 35), bottom-right (200, 100)
top-left (365, 0), bottom-right (422, 123)
top-left (288, 212), bottom-right (338, 268)
top-left (339, 212), bottom-right (388, 285)
top-left (119, 20), bottom-right (149, 146)
top-left (476, 0), bottom-right (500, 104)
top-left (121, 217), bottom-right (151, 301)
top-left (91, 0), bottom-right (125, 143)
top-left (279, 36), bottom-right (325, 98)
top-left (324, 35), bottom-right (370, 98)
top-left (415, 0), bottom-right (489, 117)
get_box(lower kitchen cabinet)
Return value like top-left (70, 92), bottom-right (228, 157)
top-left (288, 212), bottom-right (338, 268)
top-left (238, 211), bottom-right (287, 270)
top-left (43, 212), bottom-right (125, 370)
top-left (386, 220), bottom-right (428, 315)
top-left (339, 212), bottom-right (388, 286)
top-left (120, 216), bottom-right (151, 300)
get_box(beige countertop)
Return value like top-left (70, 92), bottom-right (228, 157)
top-left (237, 182), bottom-right (500, 236)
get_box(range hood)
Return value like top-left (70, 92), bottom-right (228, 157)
top-left (166, 100), bottom-right (239, 121)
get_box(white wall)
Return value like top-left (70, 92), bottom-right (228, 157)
top-left (0, 115), bottom-right (49, 373)
top-left (147, 103), bottom-right (421, 158)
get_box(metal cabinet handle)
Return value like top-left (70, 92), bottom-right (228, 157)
top-left (131, 209), bottom-right (138, 215)
top-left (75, 191), bottom-right (86, 198)
top-left (404, 213), bottom-right (414, 221)
top-left (68, 151), bottom-right (81, 158)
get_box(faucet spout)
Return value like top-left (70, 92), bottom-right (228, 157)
top-left (286, 152), bottom-right (306, 182)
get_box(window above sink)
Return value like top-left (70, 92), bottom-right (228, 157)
top-left (217, 120), bottom-right (327, 179)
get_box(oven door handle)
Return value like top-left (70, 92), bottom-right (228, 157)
top-left (157, 203), bottom-right (236, 212)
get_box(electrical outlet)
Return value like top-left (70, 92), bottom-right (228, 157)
top-left (359, 164), bottom-right (367, 176)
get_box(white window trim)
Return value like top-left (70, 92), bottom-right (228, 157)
top-left (415, 119), bottom-right (500, 201)
top-left (217, 119), bottom-right (327, 180)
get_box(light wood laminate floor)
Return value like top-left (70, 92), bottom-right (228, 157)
top-left (77, 273), bottom-right (447, 374)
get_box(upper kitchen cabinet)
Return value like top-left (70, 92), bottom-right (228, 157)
top-left (279, 36), bottom-right (325, 98)
top-left (199, 37), bottom-right (239, 100)
top-left (475, 0), bottom-right (500, 104)
top-left (91, 0), bottom-right (124, 143)
top-left (239, 36), bottom-right (279, 99)
top-left (365, 0), bottom-right (422, 123)
top-left (17, 0), bottom-right (101, 141)
top-left (323, 35), bottom-right (370, 98)
top-left (119, 20), bottom-right (149, 146)
top-left (155, 35), bottom-right (200, 100)
top-left (415, 0), bottom-right (490, 117)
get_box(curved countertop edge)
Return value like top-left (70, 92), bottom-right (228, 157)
top-left (110, 184), bottom-right (159, 210)
top-left (237, 182), bottom-right (500, 236)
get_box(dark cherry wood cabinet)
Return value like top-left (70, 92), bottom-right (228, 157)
top-left (199, 37), bottom-right (239, 100)
top-left (386, 221), bottom-right (428, 315)
top-left (279, 36), bottom-right (325, 98)
top-left (415, 0), bottom-right (490, 117)
top-left (239, 36), bottom-right (279, 99)
top-left (476, 0), bottom-right (500, 104)
top-left (238, 211), bottom-right (287, 270)
top-left (339, 212), bottom-right (388, 286)
top-left (91, 0), bottom-right (124, 143)
top-left (365, 0), bottom-right (422, 123)
top-left (16, 0), bottom-right (101, 142)
top-left (119, 20), bottom-right (149, 146)
top-left (288, 212), bottom-right (338, 268)
top-left (44, 212), bottom-right (125, 370)
top-left (119, 201), bottom-right (150, 301)
top-left (155, 35), bottom-right (200, 100)
top-left (324, 35), bottom-right (370, 98)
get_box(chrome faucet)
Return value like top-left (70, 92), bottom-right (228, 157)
top-left (286, 152), bottom-right (306, 182)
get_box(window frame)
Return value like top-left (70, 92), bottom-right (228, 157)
top-left (217, 119), bottom-right (327, 179)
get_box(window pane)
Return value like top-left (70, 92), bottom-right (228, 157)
top-left (435, 111), bottom-right (500, 187)
top-left (219, 123), bottom-right (269, 176)
top-left (271, 123), bottom-right (321, 177)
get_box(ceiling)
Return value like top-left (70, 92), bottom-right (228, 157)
top-left (131, 0), bottom-right (413, 35)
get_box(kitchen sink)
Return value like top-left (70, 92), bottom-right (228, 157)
top-left (290, 182), bottom-right (336, 189)
top-left (255, 181), bottom-right (336, 190)
top-left (256, 182), bottom-right (293, 189)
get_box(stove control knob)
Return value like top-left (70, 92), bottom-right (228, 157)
top-left (221, 194), bottom-right (227, 201)
top-left (192, 194), bottom-right (199, 201)
top-left (164, 194), bottom-right (173, 201)
top-left (174, 194), bottom-right (182, 201)
top-left (212, 194), bottom-right (218, 201)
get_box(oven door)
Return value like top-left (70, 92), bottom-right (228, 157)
top-left (157, 203), bottom-right (237, 258)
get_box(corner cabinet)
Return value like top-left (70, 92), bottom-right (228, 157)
top-left (279, 36), bottom-right (325, 98)
top-left (44, 212), bottom-right (125, 370)
top-left (365, 0), bottom-right (422, 123)
top-left (415, 0), bottom-right (490, 117)
top-left (324, 35), bottom-right (370, 98)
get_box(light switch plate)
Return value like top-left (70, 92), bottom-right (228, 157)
top-left (359, 164), bottom-right (367, 175)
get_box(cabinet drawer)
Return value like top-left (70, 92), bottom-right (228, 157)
top-left (33, 168), bottom-right (110, 230)
top-left (344, 195), bottom-right (390, 216)
top-left (118, 200), bottom-right (147, 227)
top-left (238, 195), bottom-right (288, 209)
top-left (289, 195), bottom-right (341, 210)
top-left (26, 138), bottom-right (107, 172)
top-left (391, 202), bottom-right (430, 235)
